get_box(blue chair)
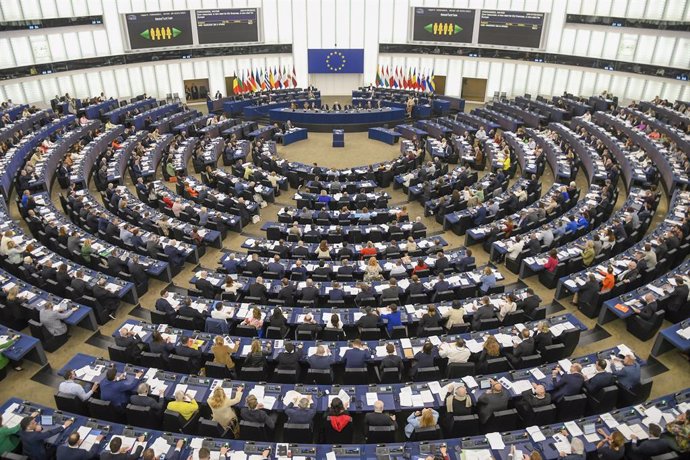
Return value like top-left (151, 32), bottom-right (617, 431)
top-left (205, 318), bottom-right (229, 334)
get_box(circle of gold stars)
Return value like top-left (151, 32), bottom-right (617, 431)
top-left (326, 51), bottom-right (347, 72)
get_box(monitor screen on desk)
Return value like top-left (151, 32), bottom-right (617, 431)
top-left (583, 422), bottom-right (596, 435)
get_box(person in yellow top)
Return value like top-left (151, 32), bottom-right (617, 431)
top-left (167, 390), bottom-right (199, 420)
top-left (502, 154), bottom-right (511, 171)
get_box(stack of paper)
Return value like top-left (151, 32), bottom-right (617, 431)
top-left (486, 432), bottom-right (505, 450)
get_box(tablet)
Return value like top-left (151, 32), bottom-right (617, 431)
top-left (40, 415), bottom-right (53, 426)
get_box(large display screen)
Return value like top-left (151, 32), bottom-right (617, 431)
top-left (478, 10), bottom-right (545, 48)
top-left (195, 8), bottom-right (260, 44)
top-left (412, 7), bottom-right (475, 43)
top-left (125, 11), bottom-right (193, 50)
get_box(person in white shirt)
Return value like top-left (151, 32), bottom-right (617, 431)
top-left (211, 303), bottom-right (233, 320)
top-left (58, 369), bottom-right (98, 401)
top-left (389, 260), bottom-right (407, 277)
top-left (497, 294), bottom-right (518, 322)
top-left (439, 339), bottom-right (471, 364)
top-left (476, 127), bottom-right (487, 140)
top-left (442, 301), bottom-right (466, 329)
top-left (506, 236), bottom-right (525, 261)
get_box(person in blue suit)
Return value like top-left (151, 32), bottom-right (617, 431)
top-left (550, 362), bottom-right (584, 403)
top-left (342, 339), bottom-right (371, 368)
top-left (612, 354), bottom-right (641, 390)
top-left (56, 431), bottom-right (104, 460)
top-left (20, 416), bottom-right (73, 460)
top-left (583, 359), bottom-right (615, 394)
top-left (380, 304), bottom-right (402, 333)
top-left (100, 367), bottom-right (142, 409)
top-left (329, 282), bottom-right (345, 301)
top-left (433, 273), bottom-right (450, 293)
top-left (565, 216), bottom-right (579, 234)
top-left (473, 205), bottom-right (488, 226)
top-left (222, 253), bottom-right (240, 274)
top-left (285, 396), bottom-right (317, 425)
top-left (164, 243), bottom-right (186, 267)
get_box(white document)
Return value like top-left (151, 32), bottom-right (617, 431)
top-left (601, 412), bottom-right (619, 429)
top-left (617, 423), bottom-right (634, 440)
top-left (462, 375), bottom-right (479, 389)
top-left (552, 434), bottom-right (572, 454)
top-left (460, 450), bottom-right (493, 460)
top-left (585, 432), bottom-right (601, 443)
top-left (526, 425), bottom-right (545, 442)
top-left (486, 432), bottom-right (505, 450)
top-left (530, 368), bottom-right (546, 380)
top-left (366, 392), bottom-right (378, 406)
top-left (564, 421), bottom-right (583, 437)
top-left (419, 390), bottom-right (434, 403)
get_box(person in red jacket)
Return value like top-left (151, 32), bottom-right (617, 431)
top-left (543, 249), bottom-right (558, 273)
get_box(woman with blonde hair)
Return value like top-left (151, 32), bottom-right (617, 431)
top-left (405, 236), bottom-right (417, 253)
top-left (404, 407), bottom-right (439, 438)
top-left (476, 335), bottom-right (501, 374)
top-left (207, 385), bottom-right (243, 437)
top-left (243, 338), bottom-right (270, 368)
top-left (363, 256), bottom-right (383, 282)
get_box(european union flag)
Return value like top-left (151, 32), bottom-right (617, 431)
top-left (308, 49), bottom-right (364, 74)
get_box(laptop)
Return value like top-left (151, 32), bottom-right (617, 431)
top-left (583, 422), bottom-right (596, 435)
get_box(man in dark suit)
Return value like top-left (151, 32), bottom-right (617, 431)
top-left (313, 260), bottom-right (331, 278)
top-left (285, 396), bottom-right (317, 424)
top-left (379, 342), bottom-right (403, 376)
top-left (300, 278), bottom-right (319, 303)
top-left (411, 217), bottom-right (426, 233)
top-left (307, 344), bottom-right (332, 369)
top-left (99, 435), bottom-right (147, 460)
top-left (505, 328), bottom-right (535, 368)
top-left (296, 313), bottom-right (322, 339)
top-left (266, 255), bottom-right (285, 278)
top-left (456, 249), bottom-right (475, 272)
top-left (433, 273), bottom-right (450, 293)
top-left (70, 270), bottom-right (88, 298)
top-left (277, 278), bottom-right (296, 305)
top-left (473, 205), bottom-right (488, 226)
top-left (130, 382), bottom-right (165, 416)
top-left (241, 395), bottom-right (278, 432)
top-left (93, 277), bottom-right (120, 319)
top-left (275, 342), bottom-right (302, 371)
top-left (526, 234), bottom-right (542, 255)
top-left (127, 255), bottom-right (148, 287)
top-left (20, 416), bottom-right (74, 460)
top-left (472, 296), bottom-right (497, 330)
top-left (39, 260), bottom-right (57, 282)
top-left (666, 275), bottom-right (690, 322)
top-left (174, 336), bottom-right (203, 369)
top-left (381, 278), bottom-right (402, 301)
top-left (476, 381), bottom-right (509, 424)
top-left (57, 431), bottom-right (104, 460)
top-left (584, 359), bottom-right (615, 394)
top-left (628, 423), bottom-right (671, 460)
top-left (248, 276), bottom-right (269, 302)
top-left (328, 282), bottom-right (345, 301)
top-left (434, 251), bottom-right (450, 274)
top-left (632, 293), bottom-right (657, 321)
top-left (337, 243), bottom-right (355, 260)
top-left (575, 273), bottom-right (599, 307)
top-left (115, 327), bottom-right (143, 362)
top-left (244, 253), bottom-right (264, 276)
top-left (356, 308), bottom-right (380, 329)
top-left (516, 288), bottom-right (541, 318)
top-left (222, 253), bottom-right (240, 274)
top-left (194, 271), bottom-right (217, 299)
top-left (177, 297), bottom-right (207, 330)
top-left (550, 363), bottom-right (585, 403)
top-left (364, 400), bottom-right (397, 434)
top-left (164, 243), bottom-right (187, 267)
top-left (155, 290), bottom-right (177, 317)
top-left (100, 367), bottom-right (143, 409)
top-left (337, 259), bottom-right (355, 276)
top-left (342, 339), bottom-right (371, 368)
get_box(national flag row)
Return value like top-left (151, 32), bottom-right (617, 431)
top-left (375, 65), bottom-right (436, 92)
top-left (230, 67), bottom-right (298, 94)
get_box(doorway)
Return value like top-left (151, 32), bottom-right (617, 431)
top-left (434, 75), bottom-right (447, 95)
top-left (461, 77), bottom-right (487, 102)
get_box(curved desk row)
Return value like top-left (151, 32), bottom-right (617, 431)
top-left (269, 108), bottom-right (407, 132)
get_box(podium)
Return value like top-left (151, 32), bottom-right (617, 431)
top-left (332, 129), bottom-right (344, 147)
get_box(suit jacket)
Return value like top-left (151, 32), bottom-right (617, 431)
top-left (637, 300), bottom-right (657, 321)
top-left (174, 344), bottom-right (202, 367)
top-left (285, 403), bottom-right (317, 424)
top-left (99, 445), bottom-right (146, 460)
top-left (195, 278), bottom-right (216, 299)
top-left (307, 354), bottom-right (332, 370)
top-left (516, 295), bottom-right (541, 317)
top-left (342, 348), bottom-right (371, 368)
top-left (628, 438), bottom-right (671, 460)
top-left (667, 284), bottom-right (690, 312)
top-left (276, 351), bottom-right (301, 371)
top-left (551, 373), bottom-right (584, 403)
top-left (100, 377), bottom-right (140, 407)
top-left (356, 313), bottom-right (380, 329)
top-left (381, 286), bottom-right (402, 300)
top-left (584, 371), bottom-right (615, 395)
top-left (57, 444), bottom-right (100, 460)
top-left (379, 354), bottom-right (403, 374)
top-left (21, 426), bottom-right (66, 460)
top-left (240, 407), bottom-right (275, 429)
top-left (519, 389), bottom-right (552, 408)
top-left (476, 391), bottom-right (509, 424)
top-left (472, 305), bottom-right (496, 330)
top-left (248, 282), bottom-right (268, 300)
top-left (115, 335), bottom-right (142, 362)
top-left (301, 286), bottom-right (319, 301)
top-left (130, 394), bottom-right (164, 413)
top-left (512, 337), bottom-right (535, 358)
top-left (364, 411), bottom-right (396, 430)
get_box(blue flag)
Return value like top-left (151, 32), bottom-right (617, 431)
top-left (308, 49), bottom-right (364, 73)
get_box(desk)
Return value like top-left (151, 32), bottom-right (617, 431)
top-left (248, 125), bottom-right (275, 141)
top-left (368, 127), bottom-right (400, 145)
top-left (332, 129), bottom-right (344, 147)
top-left (652, 322), bottom-right (690, 357)
top-left (282, 128), bottom-right (308, 146)
top-left (84, 99), bottom-right (118, 119)
top-left (0, 325), bottom-right (47, 364)
top-left (396, 124), bottom-right (428, 140)
top-left (243, 99), bottom-right (321, 118)
top-left (269, 107), bottom-right (406, 131)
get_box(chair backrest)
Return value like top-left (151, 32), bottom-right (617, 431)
top-left (411, 424), bottom-right (441, 441)
top-left (283, 423), bottom-right (313, 444)
top-left (204, 361), bottom-right (231, 379)
top-left (343, 367), bottom-right (369, 385)
top-left (447, 362), bottom-right (475, 379)
top-left (265, 326), bottom-right (285, 339)
top-left (449, 414), bottom-right (480, 437)
top-left (234, 324), bottom-right (259, 337)
top-left (366, 424), bottom-right (396, 443)
top-left (323, 416), bottom-right (353, 443)
top-left (306, 368), bottom-right (333, 384)
top-left (108, 345), bottom-right (129, 363)
top-left (87, 398), bottom-right (123, 423)
top-left (483, 408), bottom-right (518, 432)
top-left (414, 366), bottom-right (441, 382)
top-left (272, 368), bottom-right (298, 383)
top-left (168, 354), bottom-right (194, 374)
top-left (125, 404), bottom-right (161, 429)
top-left (378, 367), bottom-right (400, 384)
top-left (478, 317), bottom-right (500, 331)
top-left (540, 343), bottom-right (566, 363)
top-left (54, 392), bottom-right (87, 416)
top-left (163, 409), bottom-right (187, 433)
top-left (556, 393), bottom-right (587, 422)
top-left (205, 317), bottom-right (229, 334)
top-left (140, 352), bottom-right (163, 369)
top-left (198, 417), bottom-right (227, 437)
top-left (240, 366), bottom-right (266, 381)
top-left (388, 325), bottom-right (408, 339)
top-left (587, 385), bottom-right (618, 415)
top-left (529, 404), bottom-right (557, 425)
top-left (359, 327), bottom-right (382, 340)
top-left (485, 357), bottom-right (511, 374)
top-left (240, 420), bottom-right (267, 441)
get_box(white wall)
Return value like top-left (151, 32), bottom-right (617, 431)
top-left (0, 0), bottom-right (688, 103)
